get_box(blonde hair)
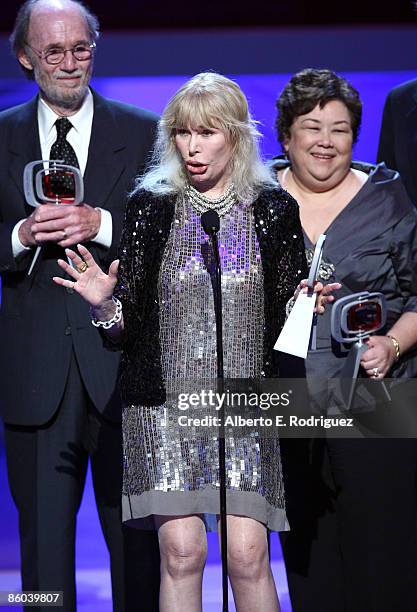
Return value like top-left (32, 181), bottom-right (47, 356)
top-left (136, 72), bottom-right (276, 202)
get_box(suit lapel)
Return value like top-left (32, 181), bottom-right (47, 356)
top-left (8, 91), bottom-right (126, 211)
top-left (83, 90), bottom-right (126, 207)
top-left (8, 96), bottom-right (41, 213)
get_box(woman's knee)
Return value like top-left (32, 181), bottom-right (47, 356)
top-left (227, 534), bottom-right (269, 581)
top-left (159, 518), bottom-right (207, 579)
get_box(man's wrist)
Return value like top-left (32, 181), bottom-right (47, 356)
top-left (93, 207), bottom-right (101, 236)
top-left (91, 208), bottom-right (112, 248)
top-left (18, 220), bottom-right (32, 247)
top-left (12, 219), bottom-right (33, 257)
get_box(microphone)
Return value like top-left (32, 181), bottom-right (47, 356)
top-left (201, 209), bottom-right (220, 236)
top-left (200, 207), bottom-right (229, 611)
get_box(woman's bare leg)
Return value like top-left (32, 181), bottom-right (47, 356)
top-left (156, 514), bottom-right (207, 612)
top-left (218, 515), bottom-right (280, 612)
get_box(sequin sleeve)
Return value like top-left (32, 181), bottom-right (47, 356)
top-left (100, 190), bottom-right (175, 405)
top-left (102, 190), bottom-right (171, 354)
top-left (111, 194), bottom-right (146, 352)
top-left (254, 188), bottom-right (308, 377)
top-left (273, 190), bottom-right (308, 333)
top-left (268, 191), bottom-right (308, 333)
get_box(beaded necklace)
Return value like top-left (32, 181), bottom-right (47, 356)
top-left (185, 183), bottom-right (238, 216)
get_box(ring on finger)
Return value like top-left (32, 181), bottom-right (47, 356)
top-left (77, 261), bottom-right (88, 273)
top-left (372, 367), bottom-right (380, 378)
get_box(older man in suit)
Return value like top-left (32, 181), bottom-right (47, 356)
top-left (0, 1), bottom-right (160, 610)
top-left (377, 78), bottom-right (417, 206)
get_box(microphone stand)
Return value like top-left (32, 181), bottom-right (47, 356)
top-left (201, 209), bottom-right (229, 612)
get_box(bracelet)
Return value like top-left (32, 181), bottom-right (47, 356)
top-left (387, 334), bottom-right (401, 361)
top-left (91, 296), bottom-right (122, 329)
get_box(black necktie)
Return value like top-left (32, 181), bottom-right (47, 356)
top-left (48, 118), bottom-right (79, 197)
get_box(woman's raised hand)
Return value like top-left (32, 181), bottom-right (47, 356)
top-left (53, 244), bottom-right (119, 308)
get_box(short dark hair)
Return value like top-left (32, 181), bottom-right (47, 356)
top-left (10, 0), bottom-right (100, 79)
top-left (275, 68), bottom-right (362, 148)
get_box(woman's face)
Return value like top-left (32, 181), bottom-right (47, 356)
top-left (175, 125), bottom-right (233, 194)
top-left (284, 100), bottom-right (354, 192)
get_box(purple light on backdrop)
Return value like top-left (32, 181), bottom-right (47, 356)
top-left (0, 70), bottom-right (415, 164)
top-left (91, 70), bottom-right (415, 163)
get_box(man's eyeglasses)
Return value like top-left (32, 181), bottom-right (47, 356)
top-left (25, 42), bottom-right (96, 65)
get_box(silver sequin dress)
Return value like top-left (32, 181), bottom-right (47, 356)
top-left (122, 197), bottom-right (289, 532)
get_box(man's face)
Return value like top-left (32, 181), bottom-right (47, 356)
top-left (18, 3), bottom-right (94, 113)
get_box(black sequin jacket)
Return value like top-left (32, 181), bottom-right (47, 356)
top-left (108, 186), bottom-right (308, 405)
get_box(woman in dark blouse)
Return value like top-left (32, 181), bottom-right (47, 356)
top-left (272, 68), bottom-right (417, 612)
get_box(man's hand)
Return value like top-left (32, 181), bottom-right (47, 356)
top-left (18, 203), bottom-right (101, 248)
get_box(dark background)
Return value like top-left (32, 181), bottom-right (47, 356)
top-left (1, 0), bottom-right (416, 32)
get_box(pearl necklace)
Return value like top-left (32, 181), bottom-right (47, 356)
top-left (185, 183), bottom-right (238, 216)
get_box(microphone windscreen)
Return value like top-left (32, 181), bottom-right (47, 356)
top-left (201, 209), bottom-right (220, 235)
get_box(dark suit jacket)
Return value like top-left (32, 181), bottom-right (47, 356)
top-left (0, 89), bottom-right (158, 426)
top-left (377, 78), bottom-right (417, 206)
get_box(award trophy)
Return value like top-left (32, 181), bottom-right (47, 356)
top-left (274, 234), bottom-right (326, 358)
top-left (23, 160), bottom-right (84, 275)
top-left (330, 291), bottom-right (391, 410)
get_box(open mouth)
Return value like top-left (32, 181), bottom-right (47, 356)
top-left (186, 161), bottom-right (208, 174)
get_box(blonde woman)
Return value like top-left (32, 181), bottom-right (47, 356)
top-left (54, 72), bottom-right (337, 611)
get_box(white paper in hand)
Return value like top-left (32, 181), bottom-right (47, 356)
top-left (274, 234), bottom-right (326, 359)
top-left (273, 291), bottom-right (316, 358)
